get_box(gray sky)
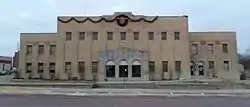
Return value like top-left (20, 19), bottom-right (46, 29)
top-left (0, 0), bottom-right (249, 56)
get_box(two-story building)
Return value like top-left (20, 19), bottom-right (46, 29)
top-left (18, 12), bottom-right (240, 81)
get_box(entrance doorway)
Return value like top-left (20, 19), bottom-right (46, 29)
top-left (132, 60), bottom-right (141, 77)
top-left (106, 61), bottom-right (115, 78)
top-left (190, 62), bottom-right (195, 76)
top-left (119, 60), bottom-right (128, 77)
top-left (198, 62), bottom-right (204, 76)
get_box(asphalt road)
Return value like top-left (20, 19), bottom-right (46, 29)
top-left (0, 94), bottom-right (250, 107)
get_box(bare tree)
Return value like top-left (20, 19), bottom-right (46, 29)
top-left (239, 48), bottom-right (250, 70)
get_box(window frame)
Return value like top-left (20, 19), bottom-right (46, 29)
top-left (222, 44), bottom-right (228, 53)
top-left (120, 32), bottom-right (126, 40)
top-left (49, 45), bottom-right (56, 55)
top-left (174, 32), bottom-right (180, 40)
top-left (175, 61), bottom-right (181, 72)
top-left (79, 32), bottom-right (85, 40)
top-left (49, 62), bottom-right (55, 73)
top-left (208, 61), bottom-right (215, 70)
top-left (107, 32), bottom-right (113, 40)
top-left (161, 32), bottom-right (167, 40)
top-left (149, 61), bottom-right (155, 72)
top-left (162, 61), bottom-right (168, 72)
top-left (208, 44), bottom-right (214, 53)
top-left (38, 45), bottom-right (44, 54)
top-left (148, 32), bottom-right (154, 40)
top-left (26, 63), bottom-right (32, 73)
top-left (223, 61), bottom-right (230, 71)
top-left (191, 44), bottom-right (198, 55)
top-left (133, 32), bottom-right (139, 40)
top-left (26, 45), bottom-right (33, 55)
top-left (66, 32), bottom-right (72, 41)
top-left (92, 32), bottom-right (98, 40)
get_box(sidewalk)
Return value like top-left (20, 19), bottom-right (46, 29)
top-left (1, 86), bottom-right (250, 97)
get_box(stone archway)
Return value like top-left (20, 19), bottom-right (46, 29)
top-left (198, 61), bottom-right (204, 76)
top-left (119, 60), bottom-right (128, 77)
top-left (106, 61), bottom-right (115, 78)
top-left (132, 60), bottom-right (142, 77)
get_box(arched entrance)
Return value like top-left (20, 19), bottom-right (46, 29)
top-left (106, 61), bottom-right (115, 78)
top-left (132, 60), bottom-right (141, 77)
top-left (198, 61), bottom-right (204, 76)
top-left (119, 60), bottom-right (128, 77)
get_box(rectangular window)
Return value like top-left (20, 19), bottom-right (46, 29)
top-left (92, 62), bottom-right (98, 73)
top-left (174, 32), bottom-right (180, 40)
top-left (26, 63), bottom-right (32, 73)
top-left (162, 61), bottom-right (168, 72)
top-left (49, 63), bottom-right (55, 73)
top-left (161, 32), bottom-right (167, 40)
top-left (148, 32), bottom-right (154, 40)
top-left (66, 32), bottom-right (72, 41)
top-left (50, 45), bottom-right (56, 55)
top-left (107, 32), bottom-right (113, 40)
top-left (65, 62), bottom-right (71, 73)
top-left (208, 44), bottom-right (214, 53)
top-left (209, 61), bottom-right (214, 70)
top-left (222, 44), bottom-right (228, 53)
top-left (223, 61), bottom-right (229, 71)
top-left (175, 61), bottom-right (181, 72)
top-left (38, 63), bottom-right (43, 73)
top-left (120, 32), bottom-right (126, 40)
top-left (133, 32), bottom-right (139, 40)
top-left (78, 61), bottom-right (85, 73)
top-left (38, 45), bottom-right (44, 54)
top-left (191, 44), bottom-right (198, 55)
top-left (26, 45), bottom-right (32, 55)
top-left (92, 32), bottom-right (98, 40)
top-left (79, 32), bottom-right (85, 40)
top-left (149, 61), bottom-right (155, 72)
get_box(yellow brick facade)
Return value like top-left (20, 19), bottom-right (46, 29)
top-left (18, 12), bottom-right (240, 81)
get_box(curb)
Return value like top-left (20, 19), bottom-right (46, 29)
top-left (1, 91), bottom-right (250, 97)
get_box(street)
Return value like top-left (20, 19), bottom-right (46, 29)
top-left (0, 94), bottom-right (250, 107)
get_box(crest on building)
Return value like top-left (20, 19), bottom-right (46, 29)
top-left (116, 14), bottom-right (129, 27)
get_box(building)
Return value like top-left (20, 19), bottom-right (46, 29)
top-left (0, 56), bottom-right (12, 71)
top-left (13, 51), bottom-right (19, 69)
top-left (19, 12), bottom-right (240, 81)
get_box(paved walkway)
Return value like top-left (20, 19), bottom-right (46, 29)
top-left (1, 87), bottom-right (250, 97)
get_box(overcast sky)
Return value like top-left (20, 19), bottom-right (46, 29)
top-left (0, 0), bottom-right (249, 56)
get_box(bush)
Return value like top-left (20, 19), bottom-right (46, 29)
top-left (92, 84), bottom-right (99, 88)
top-left (240, 72), bottom-right (247, 80)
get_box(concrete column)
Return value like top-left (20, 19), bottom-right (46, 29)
top-left (142, 60), bottom-right (149, 80)
top-left (128, 64), bottom-right (132, 79)
top-left (19, 42), bottom-right (26, 78)
top-left (181, 59), bottom-right (191, 79)
top-left (55, 33), bottom-right (67, 80)
top-left (32, 42), bottom-right (38, 78)
top-left (84, 61), bottom-right (92, 80)
top-left (115, 65), bottom-right (119, 79)
top-left (71, 32), bottom-right (79, 79)
top-left (98, 58), bottom-right (105, 82)
top-left (43, 42), bottom-right (50, 79)
top-left (84, 33), bottom-right (93, 81)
